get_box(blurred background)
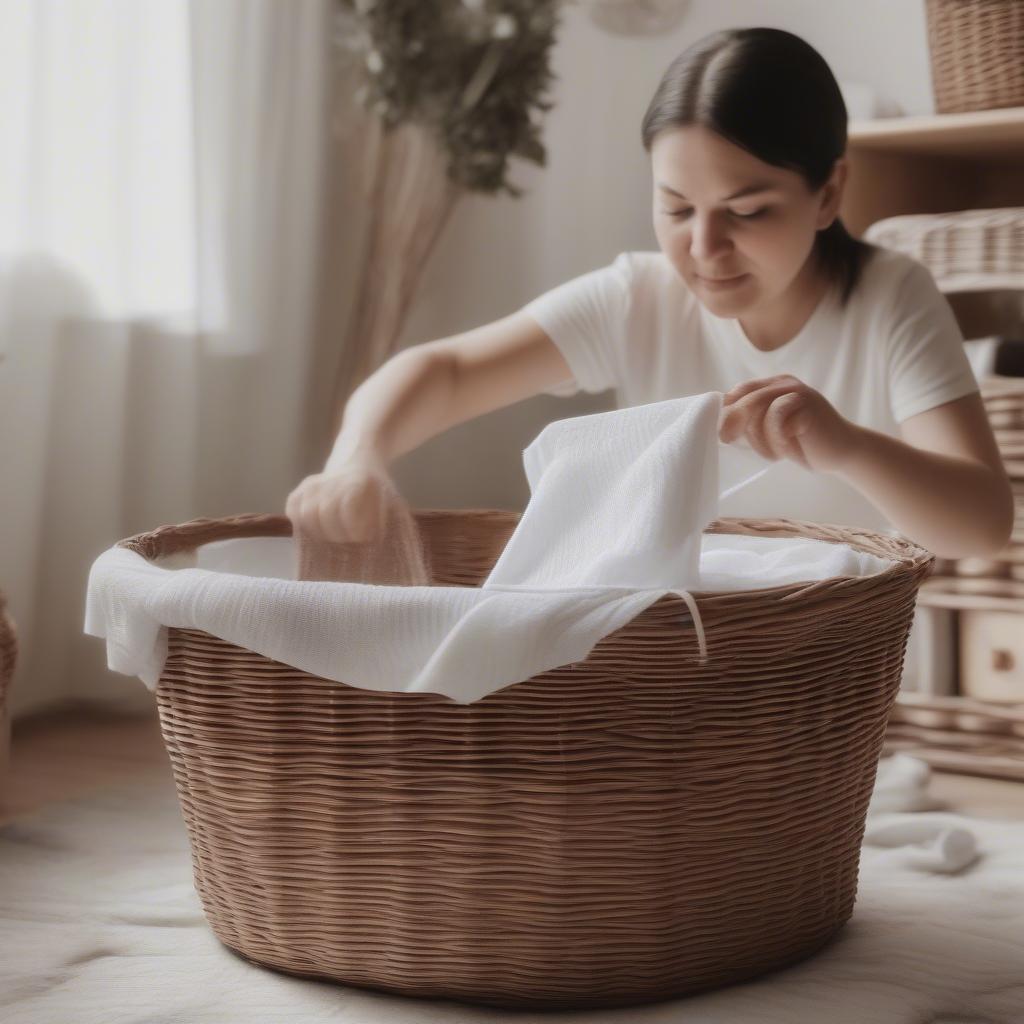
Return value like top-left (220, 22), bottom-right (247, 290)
top-left (4, 12), bottom-right (1024, 1020)
top-left (1, 0), bottom-right (1022, 780)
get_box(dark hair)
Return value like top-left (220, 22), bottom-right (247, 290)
top-left (641, 27), bottom-right (873, 305)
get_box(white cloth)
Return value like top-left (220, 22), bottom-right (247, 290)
top-left (85, 392), bottom-right (893, 705)
top-left (522, 244), bottom-right (980, 533)
top-left (865, 754), bottom-right (979, 874)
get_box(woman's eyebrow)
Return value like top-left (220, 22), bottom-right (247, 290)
top-left (656, 181), bottom-right (777, 200)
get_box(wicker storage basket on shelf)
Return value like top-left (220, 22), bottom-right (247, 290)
top-left (981, 377), bottom-right (1024, 578)
top-left (981, 374), bottom-right (1024, 475)
top-left (925, 0), bottom-right (1024, 114)
top-left (936, 377), bottom-right (1024, 582)
top-left (860, 213), bottom-right (1024, 579)
top-left (119, 510), bottom-right (932, 1011)
top-left (862, 208), bottom-right (1024, 293)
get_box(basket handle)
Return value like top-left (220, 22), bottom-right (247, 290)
top-left (117, 512), bottom-right (292, 560)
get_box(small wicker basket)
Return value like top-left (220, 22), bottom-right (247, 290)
top-left (119, 511), bottom-right (932, 1011)
top-left (982, 373), bottom-right (1024, 426)
top-left (863, 208), bottom-right (1024, 293)
top-left (925, 0), bottom-right (1024, 114)
top-left (947, 377), bottom-right (1024, 580)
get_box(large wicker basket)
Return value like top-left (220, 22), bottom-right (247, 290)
top-left (925, 0), bottom-right (1024, 114)
top-left (120, 511), bottom-right (932, 1011)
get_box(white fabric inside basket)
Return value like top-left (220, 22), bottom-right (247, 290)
top-left (85, 393), bottom-right (894, 704)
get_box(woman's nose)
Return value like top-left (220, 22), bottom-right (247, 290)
top-left (689, 213), bottom-right (732, 262)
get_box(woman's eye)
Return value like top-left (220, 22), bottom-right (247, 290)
top-left (664, 208), bottom-right (766, 220)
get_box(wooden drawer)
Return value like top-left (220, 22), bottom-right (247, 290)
top-left (959, 610), bottom-right (1024, 702)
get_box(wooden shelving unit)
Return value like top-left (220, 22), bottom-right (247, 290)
top-left (917, 577), bottom-right (1024, 613)
top-left (843, 108), bottom-right (1024, 780)
top-left (844, 106), bottom-right (1024, 235)
top-left (849, 106), bottom-right (1024, 154)
top-left (846, 108), bottom-right (1024, 340)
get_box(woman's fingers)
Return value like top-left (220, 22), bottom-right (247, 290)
top-left (722, 374), bottom-right (799, 408)
top-left (719, 379), bottom-right (802, 450)
top-left (286, 467), bottom-right (393, 544)
top-left (300, 490), bottom-right (332, 542)
top-left (310, 496), bottom-right (340, 543)
top-left (764, 391), bottom-right (811, 468)
top-left (319, 493), bottom-right (353, 544)
top-left (719, 377), bottom-right (818, 466)
top-left (341, 483), bottom-right (382, 544)
top-left (286, 482), bottom-right (314, 535)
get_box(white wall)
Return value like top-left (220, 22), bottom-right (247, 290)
top-left (390, 0), bottom-right (936, 510)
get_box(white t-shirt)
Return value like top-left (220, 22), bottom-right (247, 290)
top-left (521, 244), bottom-right (980, 531)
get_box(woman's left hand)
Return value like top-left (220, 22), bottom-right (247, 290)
top-left (718, 375), bottom-right (860, 473)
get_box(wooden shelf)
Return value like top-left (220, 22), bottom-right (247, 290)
top-left (918, 576), bottom-right (1024, 613)
top-left (845, 106), bottom-right (1024, 771)
top-left (884, 692), bottom-right (1024, 783)
top-left (849, 107), bottom-right (1024, 158)
top-left (841, 108), bottom-right (1024, 237)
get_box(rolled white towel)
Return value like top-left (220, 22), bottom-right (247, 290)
top-left (868, 753), bottom-right (945, 815)
top-left (863, 814), bottom-right (979, 874)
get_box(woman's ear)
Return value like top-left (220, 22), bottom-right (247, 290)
top-left (816, 157), bottom-right (848, 230)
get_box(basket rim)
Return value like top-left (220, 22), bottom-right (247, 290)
top-left (115, 510), bottom-right (934, 605)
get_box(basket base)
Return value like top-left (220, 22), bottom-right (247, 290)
top-left (215, 921), bottom-right (850, 1012)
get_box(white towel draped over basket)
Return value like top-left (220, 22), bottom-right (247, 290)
top-left (85, 392), bottom-right (894, 704)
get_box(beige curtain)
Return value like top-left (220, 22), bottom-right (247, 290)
top-left (304, 63), bottom-right (463, 465)
top-left (0, 0), bottom-right (335, 720)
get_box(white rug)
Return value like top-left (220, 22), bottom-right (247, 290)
top-left (1, 762), bottom-right (1022, 1024)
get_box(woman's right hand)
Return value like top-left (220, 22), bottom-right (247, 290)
top-left (285, 454), bottom-right (395, 544)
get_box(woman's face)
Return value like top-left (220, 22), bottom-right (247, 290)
top-left (651, 125), bottom-right (844, 317)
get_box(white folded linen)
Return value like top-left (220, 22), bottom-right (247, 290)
top-left (84, 392), bottom-right (894, 704)
top-left (864, 753), bottom-right (979, 874)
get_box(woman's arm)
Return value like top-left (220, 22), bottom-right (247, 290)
top-left (288, 312), bottom-right (577, 540)
top-left (324, 310), bottom-right (576, 471)
top-left (718, 375), bottom-right (1014, 559)
top-left (839, 392), bottom-right (1013, 559)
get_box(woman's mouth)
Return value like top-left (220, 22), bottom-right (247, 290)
top-left (697, 272), bottom-right (749, 290)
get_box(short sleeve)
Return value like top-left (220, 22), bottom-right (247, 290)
top-left (520, 252), bottom-right (633, 397)
top-left (885, 259), bottom-right (980, 423)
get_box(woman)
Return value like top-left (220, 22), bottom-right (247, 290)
top-left (288, 27), bottom-right (1013, 561)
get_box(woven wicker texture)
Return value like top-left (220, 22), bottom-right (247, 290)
top-left (863, 208), bottom-right (1024, 293)
top-left (944, 382), bottom-right (1024, 580)
top-left (925, 0), bottom-right (1024, 114)
top-left (119, 511), bottom-right (932, 1010)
